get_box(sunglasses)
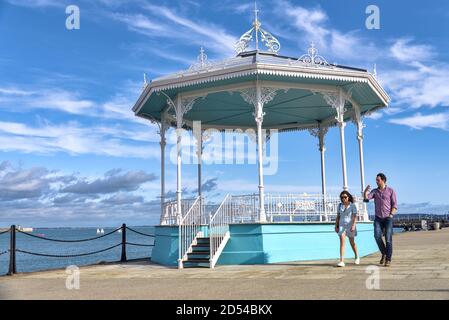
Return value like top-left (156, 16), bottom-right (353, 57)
top-left (340, 196), bottom-right (348, 199)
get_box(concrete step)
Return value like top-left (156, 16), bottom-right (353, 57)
top-left (196, 237), bottom-right (210, 244)
top-left (183, 261), bottom-right (210, 268)
top-left (191, 244), bottom-right (210, 252)
top-left (188, 251), bottom-right (210, 257)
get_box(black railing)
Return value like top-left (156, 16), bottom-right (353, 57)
top-left (0, 224), bottom-right (154, 276)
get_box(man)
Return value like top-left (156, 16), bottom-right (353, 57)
top-left (364, 173), bottom-right (397, 267)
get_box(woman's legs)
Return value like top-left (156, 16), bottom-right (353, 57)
top-left (349, 237), bottom-right (359, 258)
top-left (339, 234), bottom-right (346, 262)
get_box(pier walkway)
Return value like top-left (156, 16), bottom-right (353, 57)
top-left (1, 228), bottom-right (449, 300)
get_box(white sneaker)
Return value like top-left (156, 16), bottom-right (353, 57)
top-left (355, 257), bottom-right (360, 265)
top-left (337, 261), bottom-right (345, 267)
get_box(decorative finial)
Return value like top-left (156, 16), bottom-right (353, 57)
top-left (373, 63), bottom-right (377, 78)
top-left (296, 42), bottom-right (330, 67)
top-left (143, 73), bottom-right (148, 89)
top-left (253, 1), bottom-right (260, 50)
top-left (189, 47), bottom-right (211, 71)
top-left (234, 3), bottom-right (280, 54)
top-left (198, 47), bottom-right (207, 67)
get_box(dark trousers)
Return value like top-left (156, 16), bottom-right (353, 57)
top-left (374, 216), bottom-right (393, 261)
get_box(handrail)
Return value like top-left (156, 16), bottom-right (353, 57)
top-left (178, 196), bottom-right (204, 269)
top-left (209, 194), bottom-right (232, 268)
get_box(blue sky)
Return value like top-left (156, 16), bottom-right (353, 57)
top-left (1, 0), bottom-right (449, 227)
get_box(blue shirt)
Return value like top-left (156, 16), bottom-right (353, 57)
top-left (338, 203), bottom-right (357, 226)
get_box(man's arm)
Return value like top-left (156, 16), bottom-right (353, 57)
top-left (363, 185), bottom-right (373, 202)
top-left (390, 189), bottom-right (398, 216)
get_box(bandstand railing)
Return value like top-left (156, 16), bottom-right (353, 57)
top-left (265, 194), bottom-right (367, 222)
top-left (160, 198), bottom-right (197, 225)
top-left (164, 193), bottom-right (369, 228)
top-left (178, 196), bottom-right (204, 268)
top-left (209, 194), bottom-right (232, 268)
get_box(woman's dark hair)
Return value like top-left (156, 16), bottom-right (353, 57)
top-left (377, 173), bottom-right (387, 182)
top-left (339, 190), bottom-right (354, 203)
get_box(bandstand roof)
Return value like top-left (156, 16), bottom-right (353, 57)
top-left (132, 13), bottom-right (390, 132)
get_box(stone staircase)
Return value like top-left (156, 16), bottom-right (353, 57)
top-left (183, 237), bottom-right (210, 268)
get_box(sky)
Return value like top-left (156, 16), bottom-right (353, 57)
top-left (0, 0), bottom-right (449, 227)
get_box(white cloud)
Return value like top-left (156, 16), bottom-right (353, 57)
top-left (0, 162), bottom-right (161, 227)
top-left (382, 62), bottom-right (449, 109)
top-left (0, 87), bottom-right (95, 115)
top-left (388, 112), bottom-right (449, 130)
top-left (111, 4), bottom-right (237, 57)
top-left (273, 1), bottom-right (380, 63)
top-left (5, 0), bottom-right (63, 7)
top-left (390, 38), bottom-right (434, 63)
top-left (0, 120), bottom-right (161, 158)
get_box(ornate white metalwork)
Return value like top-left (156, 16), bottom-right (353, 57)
top-left (234, 2), bottom-right (281, 54)
top-left (352, 105), bottom-right (366, 140)
top-left (239, 87), bottom-right (278, 107)
top-left (308, 125), bottom-right (329, 150)
top-left (295, 42), bottom-right (331, 67)
top-left (323, 91), bottom-right (347, 125)
top-left (189, 47), bottom-right (212, 71)
top-left (239, 86), bottom-right (278, 124)
top-left (158, 91), bottom-right (206, 128)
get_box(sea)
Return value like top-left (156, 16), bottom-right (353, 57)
top-left (0, 226), bottom-right (154, 275)
top-left (0, 225), bottom-right (405, 275)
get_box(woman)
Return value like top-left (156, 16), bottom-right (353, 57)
top-left (335, 191), bottom-right (360, 267)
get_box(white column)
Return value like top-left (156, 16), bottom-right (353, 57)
top-left (239, 85), bottom-right (278, 223)
top-left (197, 130), bottom-right (202, 198)
top-left (159, 115), bottom-right (167, 221)
top-left (354, 106), bottom-right (368, 220)
top-left (255, 84), bottom-right (267, 223)
top-left (175, 97), bottom-right (183, 223)
top-left (355, 115), bottom-right (366, 196)
top-left (309, 125), bottom-right (328, 221)
top-left (318, 128), bottom-right (327, 197)
top-left (339, 123), bottom-right (348, 191)
top-left (318, 126), bottom-right (328, 221)
top-left (337, 90), bottom-right (348, 191)
top-left (324, 89), bottom-right (348, 191)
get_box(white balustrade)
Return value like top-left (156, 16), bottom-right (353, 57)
top-left (163, 193), bottom-right (369, 227)
top-left (178, 197), bottom-right (204, 269)
top-left (209, 194), bottom-right (232, 268)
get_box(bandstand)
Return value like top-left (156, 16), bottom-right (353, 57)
top-left (132, 9), bottom-right (390, 268)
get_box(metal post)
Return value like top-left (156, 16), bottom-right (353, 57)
top-left (175, 97), bottom-right (183, 223)
top-left (318, 127), bottom-right (327, 222)
top-left (256, 85), bottom-right (267, 223)
top-left (160, 116), bottom-right (167, 221)
top-left (7, 225), bottom-right (16, 275)
top-left (354, 105), bottom-right (368, 220)
top-left (120, 224), bottom-right (127, 262)
top-left (336, 90), bottom-right (348, 191)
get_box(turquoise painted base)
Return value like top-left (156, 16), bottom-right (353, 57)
top-left (151, 225), bottom-right (179, 266)
top-left (151, 225), bottom-right (208, 266)
top-left (151, 223), bottom-right (378, 266)
top-left (218, 222), bottom-right (378, 265)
